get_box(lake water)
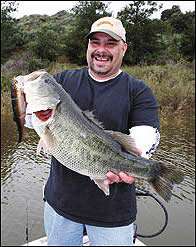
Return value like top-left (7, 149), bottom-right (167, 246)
top-left (1, 103), bottom-right (195, 246)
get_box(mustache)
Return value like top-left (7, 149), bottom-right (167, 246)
top-left (91, 51), bottom-right (113, 60)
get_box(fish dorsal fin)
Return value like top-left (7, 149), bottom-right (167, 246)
top-left (83, 110), bottom-right (105, 129)
top-left (106, 130), bottom-right (140, 156)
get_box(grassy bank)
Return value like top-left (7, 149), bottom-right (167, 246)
top-left (1, 58), bottom-right (195, 116)
top-left (123, 62), bottom-right (195, 116)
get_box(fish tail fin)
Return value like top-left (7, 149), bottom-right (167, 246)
top-left (149, 162), bottom-right (184, 202)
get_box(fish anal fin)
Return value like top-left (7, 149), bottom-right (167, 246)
top-left (92, 178), bottom-right (110, 196)
top-left (106, 130), bottom-right (139, 156)
top-left (83, 110), bottom-right (105, 129)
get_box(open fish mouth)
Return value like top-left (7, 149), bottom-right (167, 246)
top-left (11, 79), bottom-right (26, 143)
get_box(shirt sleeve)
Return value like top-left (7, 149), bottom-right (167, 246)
top-left (128, 79), bottom-right (160, 159)
top-left (129, 125), bottom-right (160, 159)
top-left (129, 79), bottom-right (160, 130)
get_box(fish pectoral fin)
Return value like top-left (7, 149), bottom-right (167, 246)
top-left (106, 130), bottom-right (139, 156)
top-left (36, 138), bottom-right (50, 157)
top-left (92, 178), bottom-right (110, 196)
top-left (36, 127), bottom-right (56, 156)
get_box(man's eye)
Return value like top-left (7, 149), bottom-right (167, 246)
top-left (90, 40), bottom-right (118, 47)
top-left (90, 40), bottom-right (100, 45)
top-left (106, 42), bottom-right (117, 47)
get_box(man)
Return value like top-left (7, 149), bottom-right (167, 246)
top-left (35, 17), bottom-right (160, 246)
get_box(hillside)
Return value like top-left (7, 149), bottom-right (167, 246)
top-left (16, 10), bottom-right (74, 33)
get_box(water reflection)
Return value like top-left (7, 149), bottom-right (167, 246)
top-left (1, 106), bottom-right (195, 246)
top-left (1, 109), bottom-right (51, 245)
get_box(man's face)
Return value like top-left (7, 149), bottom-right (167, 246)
top-left (86, 32), bottom-right (127, 79)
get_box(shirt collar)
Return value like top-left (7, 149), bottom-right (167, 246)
top-left (88, 69), bottom-right (122, 82)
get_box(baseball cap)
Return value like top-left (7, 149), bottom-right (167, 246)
top-left (86, 17), bottom-right (126, 42)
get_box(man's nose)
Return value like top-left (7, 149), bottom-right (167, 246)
top-left (96, 43), bottom-right (108, 52)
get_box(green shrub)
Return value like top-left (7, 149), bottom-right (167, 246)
top-left (27, 58), bottom-right (50, 72)
top-left (123, 62), bottom-right (195, 113)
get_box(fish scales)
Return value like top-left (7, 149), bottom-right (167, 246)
top-left (46, 100), bottom-right (153, 179)
top-left (11, 70), bottom-right (184, 201)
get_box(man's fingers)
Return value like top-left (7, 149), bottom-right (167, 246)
top-left (106, 171), bottom-right (121, 184)
top-left (119, 172), bottom-right (135, 184)
top-left (106, 171), bottom-right (135, 185)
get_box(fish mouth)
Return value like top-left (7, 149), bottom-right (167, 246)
top-left (11, 79), bottom-right (27, 143)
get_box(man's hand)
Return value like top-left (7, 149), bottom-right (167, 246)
top-left (106, 171), bottom-right (135, 185)
top-left (105, 144), bottom-right (144, 185)
top-left (34, 109), bottom-right (53, 121)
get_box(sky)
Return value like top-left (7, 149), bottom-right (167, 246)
top-left (11, 1), bottom-right (195, 19)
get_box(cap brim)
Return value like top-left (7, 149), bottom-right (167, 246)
top-left (86, 29), bottom-right (121, 41)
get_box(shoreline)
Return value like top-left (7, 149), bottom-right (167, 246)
top-left (1, 91), bottom-right (194, 121)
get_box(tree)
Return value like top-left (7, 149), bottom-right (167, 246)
top-left (179, 11), bottom-right (195, 61)
top-left (161, 6), bottom-right (187, 34)
top-left (118, 1), bottom-right (162, 25)
top-left (1, 1), bottom-right (24, 63)
top-left (27, 23), bottom-right (62, 61)
top-left (161, 5), bottom-right (195, 62)
top-left (64, 1), bottom-right (112, 65)
top-left (157, 21), bottom-right (183, 64)
top-left (161, 5), bottom-right (181, 21)
top-left (117, 1), bottom-right (163, 64)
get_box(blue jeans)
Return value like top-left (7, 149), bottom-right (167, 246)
top-left (44, 201), bottom-right (134, 246)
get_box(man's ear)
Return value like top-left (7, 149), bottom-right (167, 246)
top-left (123, 43), bottom-right (128, 56)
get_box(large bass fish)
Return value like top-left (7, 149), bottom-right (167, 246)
top-left (11, 70), bottom-right (184, 201)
